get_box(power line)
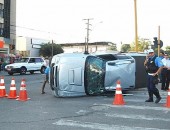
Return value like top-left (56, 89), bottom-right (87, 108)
top-left (10, 24), bottom-right (59, 35)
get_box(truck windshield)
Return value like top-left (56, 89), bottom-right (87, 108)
top-left (84, 56), bottom-right (106, 95)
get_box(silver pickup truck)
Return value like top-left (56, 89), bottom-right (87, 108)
top-left (49, 53), bottom-right (136, 97)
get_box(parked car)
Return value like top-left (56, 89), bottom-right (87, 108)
top-left (49, 52), bottom-right (136, 97)
top-left (5, 57), bottom-right (47, 75)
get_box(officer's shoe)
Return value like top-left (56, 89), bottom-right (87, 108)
top-left (155, 97), bottom-right (161, 103)
top-left (145, 98), bottom-right (153, 102)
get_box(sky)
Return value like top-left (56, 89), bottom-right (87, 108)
top-left (16, 0), bottom-right (170, 48)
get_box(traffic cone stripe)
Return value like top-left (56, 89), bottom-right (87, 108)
top-left (21, 83), bottom-right (25, 85)
top-left (20, 87), bottom-right (26, 91)
top-left (117, 84), bottom-right (121, 88)
top-left (116, 90), bottom-right (122, 94)
top-left (0, 86), bottom-right (5, 89)
top-left (1, 80), bottom-right (4, 83)
top-left (21, 81), bottom-right (25, 84)
top-left (11, 80), bottom-right (15, 84)
top-left (168, 92), bottom-right (170, 95)
top-left (10, 87), bottom-right (16, 90)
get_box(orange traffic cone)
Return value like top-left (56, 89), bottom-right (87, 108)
top-left (7, 77), bottom-right (17, 99)
top-left (16, 78), bottom-right (30, 101)
top-left (113, 80), bottom-right (125, 105)
top-left (164, 83), bottom-right (170, 108)
top-left (0, 76), bottom-right (8, 97)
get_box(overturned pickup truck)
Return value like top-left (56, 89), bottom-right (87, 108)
top-left (49, 52), bottom-right (136, 97)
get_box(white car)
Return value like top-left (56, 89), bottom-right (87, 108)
top-left (5, 57), bottom-right (47, 75)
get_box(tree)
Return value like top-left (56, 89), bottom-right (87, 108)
top-left (130, 37), bottom-right (151, 52)
top-left (108, 44), bottom-right (117, 51)
top-left (39, 43), bottom-right (64, 57)
top-left (121, 44), bottom-right (131, 52)
top-left (165, 46), bottom-right (170, 55)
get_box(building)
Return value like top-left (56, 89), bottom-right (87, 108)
top-left (61, 42), bottom-right (117, 53)
top-left (0, 0), bottom-right (11, 55)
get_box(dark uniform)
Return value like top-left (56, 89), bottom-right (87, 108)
top-left (145, 54), bottom-right (163, 103)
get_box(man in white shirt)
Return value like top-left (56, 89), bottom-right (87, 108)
top-left (166, 55), bottom-right (170, 90)
top-left (161, 54), bottom-right (170, 90)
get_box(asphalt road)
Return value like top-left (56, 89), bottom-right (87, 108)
top-left (0, 71), bottom-right (170, 130)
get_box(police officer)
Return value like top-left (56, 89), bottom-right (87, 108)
top-left (144, 49), bottom-right (163, 103)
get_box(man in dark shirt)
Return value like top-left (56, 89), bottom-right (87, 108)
top-left (144, 49), bottom-right (163, 103)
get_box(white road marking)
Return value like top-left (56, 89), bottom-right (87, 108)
top-left (93, 104), bottom-right (170, 111)
top-left (53, 119), bottom-right (168, 130)
top-left (105, 113), bottom-right (170, 122)
top-left (124, 98), bottom-right (166, 103)
top-left (76, 110), bottom-right (89, 114)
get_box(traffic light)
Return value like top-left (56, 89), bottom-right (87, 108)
top-left (153, 37), bottom-right (163, 48)
top-left (153, 37), bottom-right (157, 45)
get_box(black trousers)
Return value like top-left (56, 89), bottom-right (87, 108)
top-left (147, 75), bottom-right (159, 93)
top-left (161, 68), bottom-right (170, 90)
top-left (167, 70), bottom-right (170, 88)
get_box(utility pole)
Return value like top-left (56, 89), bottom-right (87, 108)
top-left (134, 0), bottom-right (138, 52)
top-left (83, 18), bottom-right (93, 54)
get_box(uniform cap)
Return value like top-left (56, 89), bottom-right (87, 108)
top-left (148, 49), bottom-right (154, 53)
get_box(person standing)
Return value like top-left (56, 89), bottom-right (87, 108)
top-left (41, 66), bottom-right (50, 94)
top-left (163, 54), bottom-right (170, 90)
top-left (144, 49), bottom-right (163, 103)
top-left (158, 51), bottom-right (165, 82)
top-left (161, 53), bottom-right (170, 90)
